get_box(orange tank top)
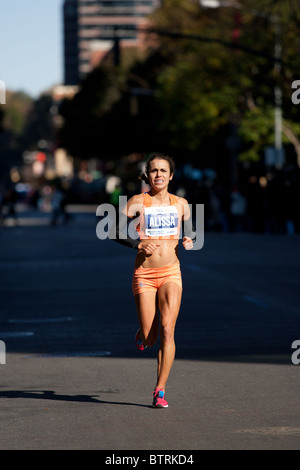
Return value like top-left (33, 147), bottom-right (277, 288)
top-left (136, 192), bottom-right (180, 240)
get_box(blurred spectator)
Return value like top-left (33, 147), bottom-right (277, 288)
top-left (110, 184), bottom-right (122, 207)
top-left (28, 185), bottom-right (41, 210)
top-left (229, 186), bottom-right (247, 232)
top-left (0, 186), bottom-right (19, 227)
top-left (50, 183), bottom-right (72, 227)
top-left (244, 176), bottom-right (266, 233)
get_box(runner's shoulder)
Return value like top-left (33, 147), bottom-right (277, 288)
top-left (127, 193), bottom-right (144, 217)
top-left (128, 193), bottom-right (144, 206)
top-left (174, 195), bottom-right (191, 219)
top-left (175, 195), bottom-right (189, 207)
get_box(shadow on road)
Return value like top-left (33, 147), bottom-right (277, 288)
top-left (0, 390), bottom-right (152, 408)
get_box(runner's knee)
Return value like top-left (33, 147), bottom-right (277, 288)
top-left (160, 322), bottom-right (175, 344)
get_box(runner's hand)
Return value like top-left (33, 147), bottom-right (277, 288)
top-left (182, 237), bottom-right (193, 250)
top-left (138, 241), bottom-right (160, 255)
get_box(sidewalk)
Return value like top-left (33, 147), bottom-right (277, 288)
top-left (0, 204), bottom-right (98, 227)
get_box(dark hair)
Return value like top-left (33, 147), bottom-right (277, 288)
top-left (140, 152), bottom-right (175, 184)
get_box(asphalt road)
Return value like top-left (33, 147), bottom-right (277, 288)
top-left (0, 210), bottom-right (300, 451)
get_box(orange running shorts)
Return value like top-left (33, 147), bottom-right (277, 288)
top-left (132, 263), bottom-right (182, 295)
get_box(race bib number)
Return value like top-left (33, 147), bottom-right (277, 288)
top-left (144, 206), bottom-right (179, 237)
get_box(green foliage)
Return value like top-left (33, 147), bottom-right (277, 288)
top-left (57, 0), bottom-right (300, 167)
top-left (149, 0), bottom-right (300, 163)
top-left (58, 65), bottom-right (126, 157)
top-left (4, 91), bottom-right (32, 136)
top-left (155, 58), bottom-right (239, 150)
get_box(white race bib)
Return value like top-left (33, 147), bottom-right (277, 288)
top-left (144, 206), bottom-right (179, 237)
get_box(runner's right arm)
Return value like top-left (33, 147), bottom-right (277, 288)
top-left (109, 194), bottom-right (141, 250)
top-left (109, 194), bottom-right (158, 254)
top-left (113, 213), bottom-right (140, 249)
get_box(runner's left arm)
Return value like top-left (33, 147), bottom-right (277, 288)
top-left (181, 199), bottom-right (196, 244)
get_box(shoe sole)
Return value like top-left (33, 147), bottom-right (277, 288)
top-left (152, 400), bottom-right (168, 408)
top-left (135, 329), bottom-right (147, 351)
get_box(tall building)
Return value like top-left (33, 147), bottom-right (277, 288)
top-left (63, 0), bottom-right (79, 85)
top-left (63, 0), bottom-right (161, 85)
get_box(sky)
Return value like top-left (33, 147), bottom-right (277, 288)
top-left (1, 0), bottom-right (63, 98)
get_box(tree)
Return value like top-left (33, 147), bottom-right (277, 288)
top-left (0, 91), bottom-right (33, 181)
top-left (58, 51), bottom-right (171, 159)
top-left (151, 0), bottom-right (300, 165)
top-left (58, 0), bottom-right (300, 171)
top-left (58, 65), bottom-right (127, 158)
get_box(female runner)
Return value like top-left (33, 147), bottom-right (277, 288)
top-left (113, 153), bottom-right (195, 408)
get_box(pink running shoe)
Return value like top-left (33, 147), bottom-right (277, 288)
top-left (135, 329), bottom-right (147, 351)
top-left (152, 388), bottom-right (168, 408)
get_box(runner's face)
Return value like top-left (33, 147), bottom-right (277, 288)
top-left (147, 159), bottom-right (173, 190)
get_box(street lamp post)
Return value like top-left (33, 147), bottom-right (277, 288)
top-left (199, 0), bottom-right (283, 168)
